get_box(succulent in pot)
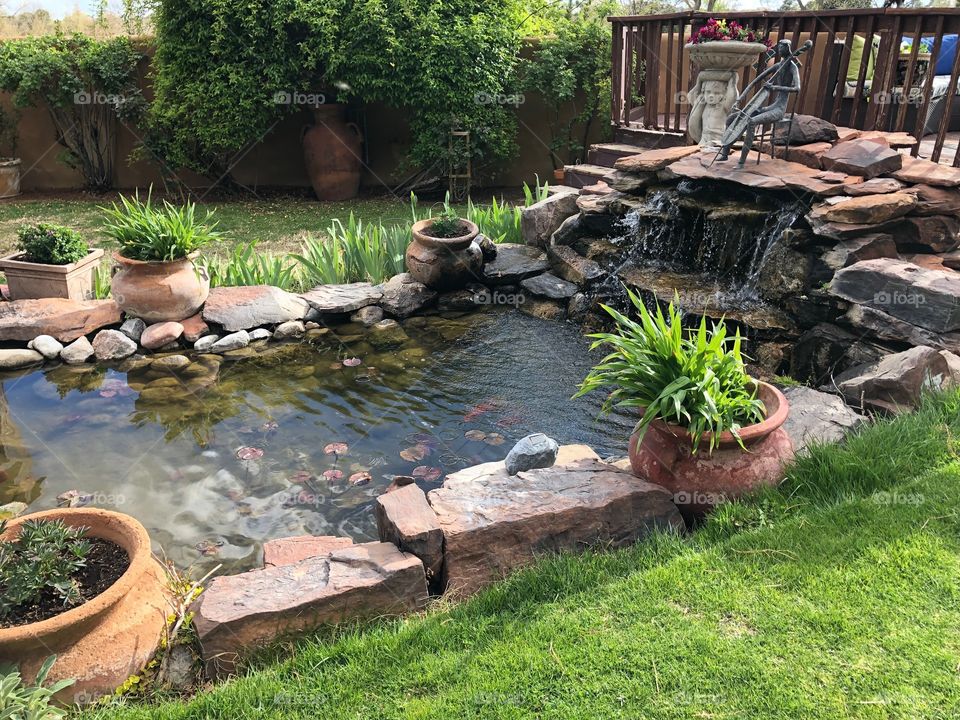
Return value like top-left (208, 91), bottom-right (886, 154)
top-left (101, 190), bottom-right (219, 323)
top-left (406, 209), bottom-right (482, 290)
top-left (0, 223), bottom-right (104, 300)
top-left (574, 288), bottom-right (793, 518)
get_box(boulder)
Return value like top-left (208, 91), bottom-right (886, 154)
top-left (210, 330), bottom-right (250, 353)
top-left (808, 193), bottom-right (916, 225)
top-left (350, 305), bottom-right (384, 326)
top-left (613, 145), bottom-right (701, 172)
top-left (203, 285), bottom-right (309, 331)
top-left (772, 115), bottom-right (839, 145)
top-left (520, 192), bottom-right (580, 248)
top-left (891, 155), bottom-right (960, 188)
top-left (520, 272), bottom-right (579, 300)
top-left (0, 349), bottom-right (43, 370)
top-left (140, 322), bottom-right (184, 351)
top-left (781, 386), bottom-right (863, 453)
top-left (0, 298), bottom-right (121, 343)
top-left (820, 139), bottom-right (902, 179)
top-left (180, 314), bottom-right (210, 343)
top-left (482, 244), bottom-right (550, 285)
top-left (902, 184), bottom-right (960, 217)
top-left (830, 258), bottom-right (960, 332)
top-left (832, 345), bottom-right (960, 413)
top-left (895, 216), bottom-right (959, 253)
top-left (778, 142), bottom-right (832, 170)
top-left (815, 234), bottom-right (898, 281)
top-left (504, 433), bottom-right (559, 475)
top-left (272, 320), bottom-right (305, 340)
top-left (379, 273), bottom-right (437, 317)
top-left (790, 323), bottom-right (888, 384)
top-left (194, 542), bottom-right (428, 676)
top-left (547, 245), bottom-right (605, 285)
top-left (844, 303), bottom-right (960, 352)
top-left (426, 446), bottom-right (683, 597)
top-left (92, 329), bottom-right (138, 362)
top-left (119, 318), bottom-right (146, 343)
top-left (604, 170), bottom-right (657, 194)
top-left (367, 319), bottom-right (409, 349)
top-left (28, 335), bottom-right (63, 360)
top-left (477, 234), bottom-right (497, 262)
top-left (375, 484), bottom-right (444, 588)
top-left (60, 337), bottom-right (94, 365)
top-left (301, 282), bottom-right (383, 314)
top-left (550, 214), bottom-right (587, 247)
top-left (262, 535), bottom-right (354, 568)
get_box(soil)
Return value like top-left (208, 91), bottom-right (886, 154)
top-left (423, 220), bottom-right (471, 239)
top-left (1, 538), bottom-right (130, 628)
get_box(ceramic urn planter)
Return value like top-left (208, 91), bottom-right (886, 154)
top-left (0, 248), bottom-right (104, 301)
top-left (406, 218), bottom-right (483, 290)
top-left (0, 158), bottom-right (21, 199)
top-left (628, 381), bottom-right (794, 519)
top-left (0, 508), bottom-right (171, 705)
top-left (110, 251), bottom-right (210, 323)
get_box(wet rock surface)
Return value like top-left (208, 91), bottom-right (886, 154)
top-left (482, 244), bottom-right (550, 285)
top-left (379, 273), bottom-right (437, 317)
top-left (203, 285), bottom-right (309, 331)
top-left (520, 272), bottom-right (579, 300)
top-left (301, 282), bottom-right (383, 314)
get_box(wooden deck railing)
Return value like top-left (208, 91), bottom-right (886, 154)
top-left (610, 9), bottom-right (960, 165)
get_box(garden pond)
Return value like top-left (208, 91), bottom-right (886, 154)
top-left (0, 309), bottom-right (633, 572)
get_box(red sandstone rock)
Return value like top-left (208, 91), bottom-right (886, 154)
top-left (809, 193), bottom-right (916, 225)
top-left (194, 542), bottom-right (428, 676)
top-left (141, 321), bottom-right (184, 351)
top-left (891, 155), bottom-right (960, 188)
top-left (375, 484), bottom-right (443, 585)
top-left (262, 535), bottom-right (354, 567)
top-left (180, 313), bottom-right (210, 343)
top-left (844, 178), bottom-right (904, 196)
top-left (820, 139), bottom-right (902, 179)
top-left (614, 145), bottom-right (700, 172)
top-left (901, 184), bottom-right (960, 217)
top-left (897, 215), bottom-right (960, 252)
top-left (0, 298), bottom-right (120, 343)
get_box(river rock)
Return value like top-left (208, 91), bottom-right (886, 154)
top-left (367, 319), bottom-right (408, 349)
top-left (504, 433), bottom-right (559, 475)
top-left (92, 329), bottom-right (138, 361)
top-left (375, 484), bottom-right (444, 588)
top-left (809, 193), bottom-right (916, 225)
top-left (0, 298), bottom-right (121, 343)
top-left (141, 322), bottom-right (184, 351)
top-left (781, 386), bottom-right (863, 453)
top-left (210, 330), bottom-right (250, 353)
top-left (262, 535), bottom-right (354, 568)
top-left (773, 115), bottom-right (838, 145)
top-left (247, 328), bottom-right (272, 341)
top-left (0, 501), bottom-right (28, 520)
top-left (301, 282), bottom-right (383, 314)
top-left (550, 214), bottom-right (587, 247)
top-left (521, 191), bottom-right (580, 248)
top-left (28, 335), bottom-right (63, 360)
top-left (379, 273), bottom-right (437, 317)
top-left (193, 335), bottom-right (220, 353)
top-left (203, 285), bottom-right (309, 331)
top-left (60, 337), bottom-right (94, 365)
top-left (151, 354), bottom-right (191, 371)
top-left (120, 317), bottom-right (146, 343)
top-left (520, 272), bottom-right (578, 300)
top-left (832, 345), bottom-right (960, 413)
top-left (0, 348), bottom-right (43, 370)
top-left (350, 305), bottom-right (384, 326)
top-left (272, 320), bottom-right (305, 340)
top-left (194, 542), bottom-right (428, 676)
top-left (830, 258), bottom-right (960, 333)
top-left (427, 445), bottom-right (683, 597)
top-left (820, 139), bottom-right (902, 179)
top-left (482, 244), bottom-right (550, 285)
top-left (891, 155), bottom-right (960, 188)
top-left (547, 245), bottom-right (605, 285)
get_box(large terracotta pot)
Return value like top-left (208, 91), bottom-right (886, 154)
top-left (628, 381), bottom-right (793, 519)
top-left (0, 508), bottom-right (171, 705)
top-left (0, 158), bottom-right (21, 199)
top-left (302, 104), bottom-right (362, 201)
top-left (406, 218), bottom-right (483, 290)
top-left (110, 251), bottom-right (209, 323)
top-left (686, 40), bottom-right (769, 71)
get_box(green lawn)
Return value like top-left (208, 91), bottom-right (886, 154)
top-left (86, 392), bottom-right (960, 719)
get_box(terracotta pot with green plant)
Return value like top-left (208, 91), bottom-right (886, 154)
top-left (0, 508), bottom-right (171, 705)
top-left (406, 208), bottom-right (482, 290)
top-left (102, 190), bottom-right (219, 323)
top-left (575, 288), bottom-right (793, 519)
top-left (0, 224), bottom-right (104, 301)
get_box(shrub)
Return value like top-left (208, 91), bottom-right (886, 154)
top-left (0, 656), bottom-right (75, 719)
top-left (574, 288), bottom-right (765, 454)
top-left (0, 518), bottom-right (92, 620)
top-left (16, 223), bottom-right (90, 265)
top-left (0, 33), bottom-right (145, 190)
top-left (100, 190), bottom-right (222, 262)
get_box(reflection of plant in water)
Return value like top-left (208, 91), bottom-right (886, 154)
top-left (42, 365), bottom-right (107, 399)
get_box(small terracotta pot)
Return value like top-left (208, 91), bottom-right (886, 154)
top-left (553, 168), bottom-right (566, 183)
top-left (406, 218), bottom-right (483, 290)
top-left (0, 508), bottom-right (171, 705)
top-left (628, 381), bottom-right (793, 519)
top-left (110, 251), bottom-right (209, 323)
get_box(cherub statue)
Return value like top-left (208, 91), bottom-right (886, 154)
top-left (687, 70), bottom-right (739, 147)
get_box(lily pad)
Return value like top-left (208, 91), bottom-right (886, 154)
top-left (322, 469), bottom-right (344, 481)
top-left (483, 432), bottom-right (506, 446)
top-left (289, 470), bottom-right (312, 483)
top-left (236, 446), bottom-right (264, 460)
top-left (464, 429), bottom-right (487, 441)
top-left (349, 471), bottom-right (372, 486)
top-left (412, 465), bottom-right (443, 482)
top-left (342, 357), bottom-right (362, 367)
top-left (324, 442), bottom-right (349, 455)
top-left (399, 444), bottom-right (430, 462)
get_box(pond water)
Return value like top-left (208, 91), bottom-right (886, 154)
top-left (0, 309), bottom-right (633, 573)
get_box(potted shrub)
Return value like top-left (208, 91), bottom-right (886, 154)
top-left (0, 105), bottom-right (20, 199)
top-left (575, 289), bottom-right (793, 519)
top-left (0, 224), bottom-right (104, 300)
top-left (0, 508), bottom-right (171, 704)
top-left (406, 208), bottom-right (483, 290)
top-left (102, 190), bottom-right (219, 322)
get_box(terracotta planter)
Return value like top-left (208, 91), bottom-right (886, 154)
top-left (302, 104), bottom-right (363, 201)
top-left (628, 381), bottom-right (794, 519)
top-left (0, 158), bottom-right (21, 199)
top-left (0, 508), bottom-right (171, 705)
top-left (110, 251), bottom-right (209, 323)
top-left (553, 168), bottom-right (566, 183)
top-left (0, 248), bottom-right (104, 301)
top-left (406, 218), bottom-right (483, 290)
top-left (686, 40), bottom-right (769, 71)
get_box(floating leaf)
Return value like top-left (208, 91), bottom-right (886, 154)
top-left (349, 471), bottom-right (372, 486)
top-left (496, 414), bottom-right (523, 428)
top-left (399, 444), bottom-right (429, 462)
top-left (322, 469), bottom-right (344, 481)
top-left (260, 421), bottom-right (279, 431)
top-left (412, 465), bottom-right (443, 482)
top-left (463, 400), bottom-right (499, 422)
top-left (464, 430), bottom-right (487, 441)
top-left (324, 442), bottom-right (349, 455)
top-left (289, 470), bottom-right (312, 483)
top-left (483, 433), bottom-right (506, 446)
top-left (195, 539), bottom-right (223, 557)
top-left (342, 357), bottom-right (362, 367)
top-left (236, 446), bottom-right (264, 460)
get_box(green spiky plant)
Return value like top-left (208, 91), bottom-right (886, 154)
top-left (574, 288), bottom-right (765, 454)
